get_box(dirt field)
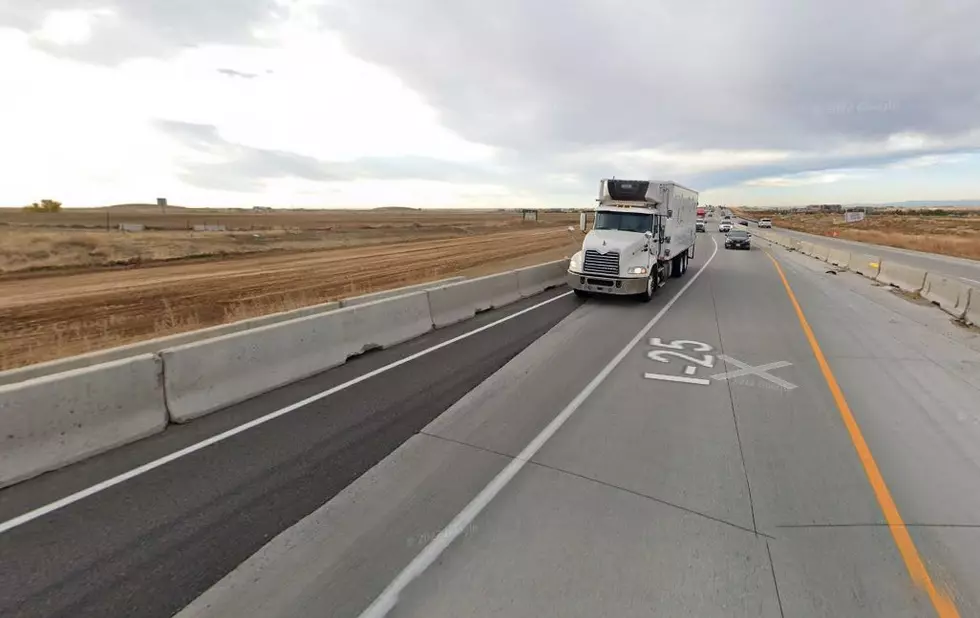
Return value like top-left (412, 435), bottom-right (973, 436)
top-left (735, 209), bottom-right (980, 261)
top-left (1, 209), bottom-right (583, 370)
top-left (0, 205), bottom-right (577, 274)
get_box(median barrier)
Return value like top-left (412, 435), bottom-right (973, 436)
top-left (336, 291), bottom-right (433, 358)
top-left (162, 292), bottom-right (432, 422)
top-left (0, 302), bottom-right (343, 387)
top-left (800, 241), bottom-right (815, 256)
top-left (964, 287), bottom-right (980, 326)
top-left (921, 273), bottom-right (971, 319)
top-left (0, 354), bottom-right (167, 488)
top-left (875, 260), bottom-right (927, 293)
top-left (812, 244), bottom-right (831, 262)
top-left (849, 253), bottom-right (881, 278)
top-left (515, 260), bottom-right (569, 297)
top-left (427, 271), bottom-right (522, 328)
top-left (339, 277), bottom-right (464, 308)
top-left (828, 248), bottom-right (850, 268)
top-left (0, 278), bottom-right (467, 387)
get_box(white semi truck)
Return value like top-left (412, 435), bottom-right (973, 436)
top-left (567, 179), bottom-right (699, 302)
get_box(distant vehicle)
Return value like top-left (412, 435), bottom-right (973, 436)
top-left (725, 229), bottom-right (751, 250)
top-left (696, 206), bottom-right (706, 218)
top-left (719, 221), bottom-right (732, 233)
top-left (738, 220), bottom-right (749, 226)
top-left (567, 179), bottom-right (699, 301)
top-left (759, 218), bottom-right (772, 228)
top-left (696, 218), bottom-right (706, 232)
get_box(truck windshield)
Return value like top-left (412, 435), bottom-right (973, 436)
top-left (594, 211), bottom-right (653, 233)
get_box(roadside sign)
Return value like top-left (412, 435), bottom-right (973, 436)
top-left (844, 211), bottom-right (865, 223)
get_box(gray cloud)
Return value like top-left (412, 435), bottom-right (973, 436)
top-left (2, 0), bottom-right (283, 64)
top-left (153, 119), bottom-right (503, 191)
top-left (9, 0), bottom-right (980, 193)
top-left (322, 0), bottom-right (980, 185)
top-left (217, 68), bottom-right (260, 79)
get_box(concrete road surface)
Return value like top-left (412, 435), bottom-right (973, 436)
top-left (3, 232), bottom-right (979, 618)
top-left (774, 226), bottom-right (980, 285)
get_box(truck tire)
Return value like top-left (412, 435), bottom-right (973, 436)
top-left (638, 274), bottom-right (655, 302)
top-left (671, 254), bottom-right (684, 278)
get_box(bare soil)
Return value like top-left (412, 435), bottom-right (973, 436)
top-left (1, 214), bottom-right (582, 370)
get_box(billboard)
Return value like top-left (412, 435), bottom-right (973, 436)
top-left (844, 211), bottom-right (865, 223)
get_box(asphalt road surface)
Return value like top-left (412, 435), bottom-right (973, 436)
top-left (3, 232), bottom-right (979, 617)
top-left (772, 226), bottom-right (980, 285)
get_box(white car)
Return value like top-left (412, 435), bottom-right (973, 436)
top-left (719, 221), bottom-right (732, 233)
top-left (759, 218), bottom-right (772, 228)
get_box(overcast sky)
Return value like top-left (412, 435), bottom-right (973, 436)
top-left (1, 0), bottom-right (978, 208)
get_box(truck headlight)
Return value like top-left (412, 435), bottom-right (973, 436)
top-left (569, 253), bottom-right (583, 271)
top-left (627, 266), bottom-right (648, 275)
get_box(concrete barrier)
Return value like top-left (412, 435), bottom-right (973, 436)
top-left (849, 253), bottom-right (881, 279)
top-left (0, 354), bottom-right (167, 488)
top-left (921, 273), bottom-right (971, 319)
top-left (0, 301), bottom-right (338, 387)
top-left (427, 271), bottom-right (522, 328)
top-left (827, 248), bottom-right (850, 268)
top-left (875, 260), bottom-right (927, 293)
top-left (812, 244), bottom-right (831, 262)
top-left (0, 278), bottom-right (463, 387)
top-left (964, 287), bottom-right (980, 326)
top-left (336, 291), bottom-right (433, 358)
top-left (339, 277), bottom-right (464, 308)
top-left (800, 241), bottom-right (815, 256)
top-left (162, 292), bottom-right (433, 423)
top-left (514, 260), bottom-right (569, 298)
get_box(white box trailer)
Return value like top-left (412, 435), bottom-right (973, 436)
top-left (567, 179), bottom-right (698, 301)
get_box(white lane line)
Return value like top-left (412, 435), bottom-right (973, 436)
top-left (357, 236), bottom-right (719, 618)
top-left (959, 276), bottom-right (980, 285)
top-left (0, 290), bottom-right (575, 536)
top-left (644, 372), bottom-right (711, 385)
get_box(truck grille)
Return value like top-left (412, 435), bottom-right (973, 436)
top-left (583, 249), bottom-right (620, 276)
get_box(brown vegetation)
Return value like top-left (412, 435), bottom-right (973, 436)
top-left (735, 208), bottom-right (980, 261)
top-left (0, 207), bottom-right (582, 370)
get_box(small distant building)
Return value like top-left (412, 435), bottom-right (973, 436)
top-left (252, 206), bottom-right (273, 212)
top-left (118, 223), bottom-right (145, 232)
top-left (521, 209), bottom-right (539, 222)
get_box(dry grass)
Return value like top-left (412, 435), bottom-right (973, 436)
top-left (0, 207), bottom-right (577, 275)
top-left (737, 209), bottom-right (980, 261)
top-left (0, 224), bottom-right (582, 371)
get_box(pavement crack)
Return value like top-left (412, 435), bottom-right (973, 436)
top-left (419, 430), bottom-right (773, 540)
top-left (766, 540), bottom-right (786, 618)
top-left (707, 268), bottom-right (760, 536)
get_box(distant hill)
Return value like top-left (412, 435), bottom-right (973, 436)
top-left (104, 203), bottom-right (189, 212)
top-left (849, 199), bottom-right (980, 208)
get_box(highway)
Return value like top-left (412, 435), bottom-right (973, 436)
top-left (771, 226), bottom-right (980, 285)
top-left (3, 231), bottom-right (980, 617)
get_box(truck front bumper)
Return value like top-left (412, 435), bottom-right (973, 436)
top-left (567, 271), bottom-right (648, 295)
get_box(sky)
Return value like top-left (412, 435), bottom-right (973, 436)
top-left (1, 0), bottom-right (978, 209)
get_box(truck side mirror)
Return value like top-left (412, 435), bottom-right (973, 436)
top-left (644, 230), bottom-right (654, 239)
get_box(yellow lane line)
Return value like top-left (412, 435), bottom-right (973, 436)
top-left (766, 251), bottom-right (961, 618)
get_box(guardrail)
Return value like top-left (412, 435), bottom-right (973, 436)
top-left (0, 261), bottom-right (569, 488)
top-left (753, 229), bottom-right (980, 327)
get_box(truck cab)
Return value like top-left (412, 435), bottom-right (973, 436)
top-left (568, 179), bottom-right (697, 302)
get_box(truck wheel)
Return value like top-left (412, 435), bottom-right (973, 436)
top-left (638, 274), bottom-right (655, 302)
top-left (671, 254), bottom-right (684, 278)
top-left (682, 253), bottom-right (689, 274)
top-left (573, 289), bottom-right (590, 298)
